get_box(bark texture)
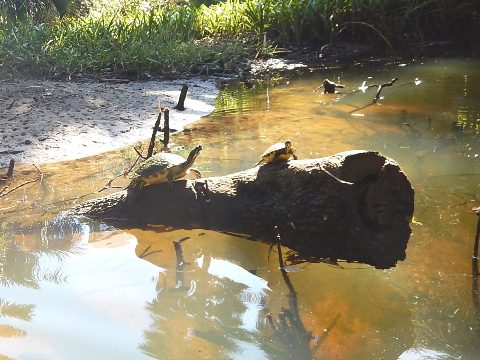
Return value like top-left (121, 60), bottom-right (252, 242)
top-left (73, 150), bottom-right (414, 268)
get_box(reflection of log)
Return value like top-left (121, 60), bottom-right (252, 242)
top-left (73, 150), bottom-right (414, 269)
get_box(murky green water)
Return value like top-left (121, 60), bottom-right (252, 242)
top-left (1, 58), bottom-right (479, 359)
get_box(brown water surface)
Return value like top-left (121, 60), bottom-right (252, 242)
top-left (0, 58), bottom-right (479, 359)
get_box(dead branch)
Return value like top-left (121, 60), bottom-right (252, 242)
top-left (0, 164), bottom-right (43, 197)
top-left (174, 84), bottom-right (188, 111)
top-left (7, 159), bottom-right (15, 177)
top-left (161, 108), bottom-right (170, 148)
top-left (1, 159), bottom-right (15, 182)
top-left (348, 77), bottom-right (399, 114)
top-left (75, 150), bottom-right (414, 269)
top-left (98, 154), bottom-right (142, 192)
top-left (147, 111), bottom-right (163, 158)
top-left (374, 77), bottom-right (398, 102)
top-left (473, 206), bottom-right (480, 259)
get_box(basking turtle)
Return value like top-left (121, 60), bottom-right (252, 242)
top-left (128, 145), bottom-right (202, 189)
top-left (255, 140), bottom-right (298, 166)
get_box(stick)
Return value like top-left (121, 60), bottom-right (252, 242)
top-left (374, 77), bottom-right (398, 102)
top-left (173, 236), bottom-right (190, 288)
top-left (473, 206), bottom-right (480, 260)
top-left (0, 164), bottom-right (42, 197)
top-left (6, 159), bottom-right (14, 177)
top-left (161, 108), bottom-right (170, 148)
top-left (174, 84), bottom-right (188, 111)
top-left (98, 154), bottom-right (143, 192)
top-left (147, 112), bottom-right (162, 159)
top-left (349, 78), bottom-right (399, 114)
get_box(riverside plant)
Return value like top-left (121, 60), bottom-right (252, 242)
top-left (0, 0), bottom-right (478, 76)
top-left (0, 2), bottom-right (257, 75)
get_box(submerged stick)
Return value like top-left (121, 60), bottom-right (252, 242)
top-left (0, 164), bottom-right (42, 197)
top-left (174, 84), bottom-right (188, 111)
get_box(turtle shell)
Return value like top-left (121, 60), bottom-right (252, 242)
top-left (134, 152), bottom-right (186, 180)
top-left (261, 142), bottom-right (289, 157)
top-left (257, 140), bottom-right (296, 165)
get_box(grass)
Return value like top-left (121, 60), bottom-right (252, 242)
top-left (0, 0), bottom-right (478, 77)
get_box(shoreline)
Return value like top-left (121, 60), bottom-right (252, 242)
top-left (0, 77), bottom-right (219, 166)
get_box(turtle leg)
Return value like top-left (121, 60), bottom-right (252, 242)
top-left (189, 167), bottom-right (202, 179)
top-left (167, 174), bottom-right (175, 190)
top-left (125, 178), bottom-right (142, 191)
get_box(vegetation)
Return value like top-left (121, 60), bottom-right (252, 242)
top-left (0, 0), bottom-right (479, 77)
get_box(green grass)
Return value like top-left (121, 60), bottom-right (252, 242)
top-left (1, 0), bottom-right (478, 77)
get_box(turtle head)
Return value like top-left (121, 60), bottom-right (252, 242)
top-left (284, 140), bottom-right (292, 150)
top-left (187, 145), bottom-right (203, 162)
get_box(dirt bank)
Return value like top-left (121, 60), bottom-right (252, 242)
top-left (0, 77), bottom-right (218, 166)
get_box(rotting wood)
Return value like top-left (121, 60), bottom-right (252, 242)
top-left (72, 150), bottom-right (414, 269)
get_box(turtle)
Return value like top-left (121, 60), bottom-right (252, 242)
top-left (127, 145), bottom-right (202, 189)
top-left (255, 140), bottom-right (298, 166)
top-left (321, 79), bottom-right (345, 94)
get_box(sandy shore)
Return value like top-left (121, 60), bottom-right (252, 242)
top-left (0, 77), bottom-right (218, 166)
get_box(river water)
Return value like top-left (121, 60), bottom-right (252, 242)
top-left (0, 58), bottom-right (479, 359)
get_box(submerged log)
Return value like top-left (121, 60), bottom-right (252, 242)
top-left (73, 150), bottom-right (414, 269)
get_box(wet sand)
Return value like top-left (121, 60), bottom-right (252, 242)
top-left (0, 77), bottom-right (218, 166)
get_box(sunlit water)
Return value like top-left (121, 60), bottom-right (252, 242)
top-left (1, 58), bottom-right (479, 359)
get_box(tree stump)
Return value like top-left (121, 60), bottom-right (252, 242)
top-left (73, 150), bottom-right (414, 268)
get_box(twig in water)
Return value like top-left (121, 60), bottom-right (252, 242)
top-left (98, 154), bottom-right (143, 192)
top-left (472, 207), bottom-right (480, 309)
top-left (374, 77), bottom-right (398, 102)
top-left (349, 77), bottom-right (399, 114)
top-left (0, 180), bottom-right (13, 196)
top-left (473, 206), bottom-right (480, 260)
top-left (0, 164), bottom-right (43, 197)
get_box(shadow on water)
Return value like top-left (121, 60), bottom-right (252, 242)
top-left (0, 58), bottom-right (480, 359)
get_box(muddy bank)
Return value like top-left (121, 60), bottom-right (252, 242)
top-left (0, 77), bottom-right (218, 166)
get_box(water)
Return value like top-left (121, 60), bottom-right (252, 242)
top-left (1, 58), bottom-right (479, 359)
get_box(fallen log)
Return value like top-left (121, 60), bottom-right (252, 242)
top-left (73, 150), bottom-right (414, 269)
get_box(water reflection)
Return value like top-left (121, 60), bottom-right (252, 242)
top-left (0, 58), bottom-right (480, 359)
top-left (127, 226), bottom-right (414, 359)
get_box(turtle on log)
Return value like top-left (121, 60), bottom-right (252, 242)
top-left (128, 145), bottom-right (202, 189)
top-left (255, 140), bottom-right (298, 166)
